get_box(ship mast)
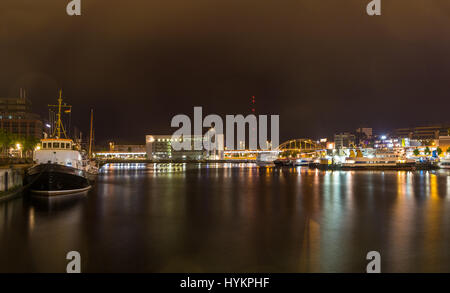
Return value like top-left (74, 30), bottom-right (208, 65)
top-left (89, 109), bottom-right (93, 158)
top-left (48, 90), bottom-right (72, 138)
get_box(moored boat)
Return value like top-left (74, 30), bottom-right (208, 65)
top-left (26, 159), bottom-right (91, 195)
top-left (274, 158), bottom-right (294, 167)
top-left (341, 151), bottom-right (416, 170)
top-left (255, 153), bottom-right (278, 167)
top-left (294, 157), bottom-right (314, 166)
top-left (439, 157), bottom-right (450, 169)
top-left (25, 91), bottom-right (96, 196)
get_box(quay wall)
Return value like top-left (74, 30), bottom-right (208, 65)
top-left (0, 165), bottom-right (30, 203)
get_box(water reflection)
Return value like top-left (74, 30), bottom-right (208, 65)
top-left (0, 164), bottom-right (449, 272)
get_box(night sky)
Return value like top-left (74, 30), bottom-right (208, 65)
top-left (1, 0), bottom-right (449, 144)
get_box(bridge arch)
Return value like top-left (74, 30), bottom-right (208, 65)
top-left (277, 139), bottom-right (320, 152)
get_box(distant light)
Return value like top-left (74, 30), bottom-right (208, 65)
top-left (16, 143), bottom-right (21, 150)
top-left (45, 123), bottom-right (51, 128)
top-left (381, 135), bottom-right (387, 140)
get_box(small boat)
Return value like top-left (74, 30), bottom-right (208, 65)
top-left (294, 157), bottom-right (314, 166)
top-left (439, 157), bottom-right (450, 169)
top-left (255, 153), bottom-right (278, 167)
top-left (274, 158), bottom-right (294, 167)
top-left (25, 91), bottom-right (96, 196)
top-left (85, 160), bottom-right (100, 181)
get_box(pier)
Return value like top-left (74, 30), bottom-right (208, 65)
top-left (0, 164), bottom-right (29, 203)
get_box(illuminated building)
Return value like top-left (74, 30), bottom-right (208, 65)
top-left (438, 136), bottom-right (450, 153)
top-left (334, 132), bottom-right (356, 149)
top-left (393, 124), bottom-right (450, 140)
top-left (145, 134), bottom-right (224, 160)
top-left (0, 92), bottom-right (43, 139)
top-left (93, 143), bottom-right (147, 159)
top-left (146, 135), bottom-right (204, 160)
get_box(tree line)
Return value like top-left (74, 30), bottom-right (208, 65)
top-left (0, 129), bottom-right (40, 158)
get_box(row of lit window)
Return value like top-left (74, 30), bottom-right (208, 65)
top-left (42, 142), bottom-right (72, 149)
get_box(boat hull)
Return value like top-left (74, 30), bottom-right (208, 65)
top-left (256, 161), bottom-right (275, 167)
top-left (26, 164), bottom-right (91, 196)
top-left (341, 163), bottom-right (416, 170)
top-left (439, 160), bottom-right (450, 169)
top-left (274, 159), bottom-right (294, 167)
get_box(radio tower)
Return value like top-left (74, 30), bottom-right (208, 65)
top-left (251, 95), bottom-right (255, 114)
top-left (250, 96), bottom-right (256, 150)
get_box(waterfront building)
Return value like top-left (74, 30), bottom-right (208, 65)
top-left (0, 93), bottom-right (43, 139)
top-left (146, 135), bottom-right (202, 160)
top-left (438, 136), bottom-right (450, 154)
top-left (108, 143), bottom-right (146, 153)
top-left (392, 124), bottom-right (450, 140)
top-left (334, 132), bottom-right (356, 149)
top-left (355, 127), bottom-right (373, 146)
top-left (94, 143), bottom-right (147, 159)
top-left (145, 134), bottom-right (225, 160)
top-left (356, 128), bottom-right (373, 138)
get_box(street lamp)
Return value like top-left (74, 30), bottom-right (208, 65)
top-left (16, 143), bottom-right (22, 158)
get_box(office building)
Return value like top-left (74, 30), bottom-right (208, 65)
top-left (0, 92), bottom-right (43, 139)
top-left (334, 132), bottom-right (356, 149)
top-left (393, 124), bottom-right (450, 140)
top-left (146, 134), bottom-right (224, 160)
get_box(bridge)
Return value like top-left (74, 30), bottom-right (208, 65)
top-left (222, 139), bottom-right (323, 159)
top-left (277, 139), bottom-right (322, 152)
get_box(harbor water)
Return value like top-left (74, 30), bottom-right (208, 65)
top-left (1, 163), bottom-right (450, 272)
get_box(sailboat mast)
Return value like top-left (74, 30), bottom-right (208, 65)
top-left (89, 109), bottom-right (93, 158)
top-left (57, 90), bottom-right (62, 138)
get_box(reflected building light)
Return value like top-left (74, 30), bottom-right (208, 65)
top-left (28, 207), bottom-right (35, 232)
top-left (397, 171), bottom-right (407, 197)
top-left (425, 171), bottom-right (430, 197)
top-left (430, 174), bottom-right (439, 200)
top-left (447, 176), bottom-right (450, 196)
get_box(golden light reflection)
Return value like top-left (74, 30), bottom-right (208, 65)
top-left (299, 217), bottom-right (321, 272)
top-left (422, 173), bottom-right (442, 271)
top-left (28, 206), bottom-right (35, 232)
top-left (397, 171), bottom-right (406, 197)
top-left (430, 173), bottom-right (439, 200)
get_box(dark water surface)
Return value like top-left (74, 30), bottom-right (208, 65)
top-left (1, 163), bottom-right (450, 272)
